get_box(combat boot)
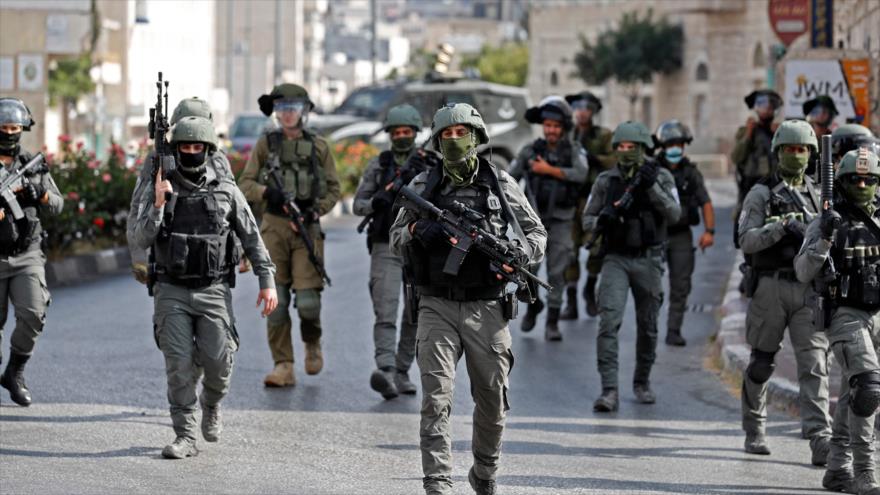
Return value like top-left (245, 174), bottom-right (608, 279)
top-left (593, 388), bottom-right (618, 412)
top-left (853, 471), bottom-right (880, 495)
top-left (665, 328), bottom-right (687, 347)
top-left (545, 308), bottom-right (563, 341)
top-left (305, 340), bottom-right (324, 375)
top-left (810, 436), bottom-right (830, 467)
top-left (559, 286), bottom-right (578, 320)
top-left (744, 432), bottom-right (771, 455)
top-left (370, 367), bottom-right (398, 400)
top-left (394, 369), bottom-right (417, 395)
top-left (161, 436), bottom-right (198, 459)
top-left (1, 352), bottom-right (32, 407)
top-left (633, 382), bottom-right (656, 404)
top-left (583, 276), bottom-right (599, 317)
top-left (822, 468), bottom-right (855, 493)
top-left (468, 467), bottom-right (496, 495)
top-left (200, 400), bottom-right (222, 443)
top-left (521, 298), bottom-right (544, 333)
top-left (264, 361), bottom-right (296, 387)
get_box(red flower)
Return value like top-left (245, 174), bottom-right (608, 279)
top-left (58, 135), bottom-right (72, 143)
top-left (102, 173), bottom-right (112, 183)
top-left (67, 191), bottom-right (80, 201)
top-left (76, 141), bottom-right (84, 151)
top-left (93, 217), bottom-right (105, 229)
top-left (88, 160), bottom-right (100, 170)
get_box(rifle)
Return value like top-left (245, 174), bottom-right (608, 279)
top-left (814, 134), bottom-right (837, 332)
top-left (585, 173), bottom-right (643, 249)
top-left (398, 185), bottom-right (551, 295)
top-left (148, 72), bottom-right (176, 201)
top-left (0, 153), bottom-right (47, 220)
top-left (267, 165), bottom-right (332, 286)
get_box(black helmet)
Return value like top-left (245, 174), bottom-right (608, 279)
top-left (802, 95), bottom-right (838, 119)
top-left (744, 89), bottom-right (782, 110)
top-left (654, 119), bottom-right (693, 147)
top-left (832, 124), bottom-right (879, 161)
top-left (524, 96), bottom-right (573, 130)
top-left (565, 91), bottom-right (602, 113)
top-left (0, 98), bottom-right (36, 130)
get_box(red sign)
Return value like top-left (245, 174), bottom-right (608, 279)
top-left (768, 0), bottom-right (810, 46)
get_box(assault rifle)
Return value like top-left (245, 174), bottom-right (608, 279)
top-left (0, 153), bottom-right (47, 220)
top-left (813, 134), bottom-right (837, 332)
top-left (148, 72), bottom-right (176, 201)
top-left (585, 173), bottom-right (644, 249)
top-left (398, 185), bottom-right (551, 294)
top-left (267, 165), bottom-right (332, 286)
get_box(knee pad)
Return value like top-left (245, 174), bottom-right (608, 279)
top-left (267, 285), bottom-right (292, 326)
top-left (295, 289), bottom-right (321, 321)
top-left (849, 371), bottom-right (880, 417)
top-left (746, 349), bottom-right (776, 384)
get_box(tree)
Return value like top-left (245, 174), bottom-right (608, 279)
top-left (572, 9), bottom-right (683, 118)
top-left (462, 42), bottom-right (529, 87)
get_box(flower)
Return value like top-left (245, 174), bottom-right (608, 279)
top-left (76, 141), bottom-right (84, 151)
top-left (67, 191), bottom-right (80, 201)
top-left (58, 135), bottom-right (71, 143)
top-left (93, 217), bottom-right (105, 229)
top-left (88, 160), bottom-right (100, 170)
top-left (102, 173), bottom-right (112, 183)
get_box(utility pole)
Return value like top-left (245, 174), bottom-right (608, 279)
top-left (274, 0), bottom-right (282, 84)
top-left (371, 0), bottom-right (377, 84)
top-left (244, 2), bottom-right (252, 112)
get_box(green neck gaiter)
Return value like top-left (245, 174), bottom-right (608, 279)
top-left (844, 182), bottom-right (878, 214)
top-left (441, 134), bottom-right (479, 187)
top-left (616, 148), bottom-right (644, 178)
top-left (778, 151), bottom-right (809, 185)
top-left (391, 136), bottom-right (415, 165)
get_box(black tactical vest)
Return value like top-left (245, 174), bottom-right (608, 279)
top-left (751, 175), bottom-right (820, 271)
top-left (527, 138), bottom-right (580, 214)
top-left (602, 164), bottom-right (667, 254)
top-left (662, 156), bottom-right (702, 232)
top-left (367, 150), bottom-right (426, 243)
top-left (0, 152), bottom-right (45, 257)
top-left (830, 201), bottom-right (880, 310)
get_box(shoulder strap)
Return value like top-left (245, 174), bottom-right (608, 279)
top-left (421, 163), bottom-right (445, 201)
top-left (485, 160), bottom-right (532, 259)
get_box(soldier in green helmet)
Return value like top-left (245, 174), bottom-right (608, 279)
top-left (796, 148), bottom-right (880, 494)
top-left (390, 102), bottom-right (546, 495)
top-left (132, 116), bottom-right (278, 459)
top-left (737, 119), bottom-right (831, 464)
top-left (582, 120), bottom-right (680, 412)
top-left (353, 103), bottom-right (438, 399)
top-left (239, 83), bottom-right (341, 387)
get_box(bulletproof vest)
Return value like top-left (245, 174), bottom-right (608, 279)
top-left (367, 150), bottom-right (426, 243)
top-left (526, 138), bottom-right (580, 215)
top-left (261, 130), bottom-right (326, 215)
top-left (750, 175), bottom-right (820, 271)
top-left (662, 156), bottom-right (702, 232)
top-left (405, 161), bottom-right (508, 291)
top-left (0, 152), bottom-right (44, 257)
top-left (153, 182), bottom-right (235, 287)
top-left (743, 124), bottom-right (777, 179)
top-left (830, 201), bottom-right (880, 310)
top-left (602, 164), bottom-right (667, 254)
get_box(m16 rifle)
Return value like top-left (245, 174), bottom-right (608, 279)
top-left (585, 173), bottom-right (643, 249)
top-left (0, 153), bottom-right (47, 220)
top-left (148, 72), bottom-right (176, 201)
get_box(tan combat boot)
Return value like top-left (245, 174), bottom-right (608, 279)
top-left (305, 341), bottom-right (324, 375)
top-left (263, 362), bottom-right (296, 387)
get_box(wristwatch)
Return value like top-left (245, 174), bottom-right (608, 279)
top-left (705, 228), bottom-right (715, 234)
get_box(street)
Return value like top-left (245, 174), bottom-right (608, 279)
top-left (0, 182), bottom-right (830, 495)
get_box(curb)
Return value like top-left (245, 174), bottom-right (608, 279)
top-left (45, 246), bottom-right (132, 287)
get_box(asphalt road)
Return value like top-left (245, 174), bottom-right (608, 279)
top-left (1, 181), bottom-right (832, 494)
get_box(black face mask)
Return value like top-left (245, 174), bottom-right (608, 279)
top-left (178, 150), bottom-right (207, 181)
top-left (0, 131), bottom-right (21, 156)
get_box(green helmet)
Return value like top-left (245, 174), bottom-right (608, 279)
top-left (170, 116), bottom-right (217, 151)
top-left (771, 119), bottom-right (818, 154)
top-left (383, 104), bottom-right (422, 132)
top-left (258, 83), bottom-right (314, 117)
top-left (430, 103), bottom-right (489, 145)
top-left (611, 121), bottom-right (653, 149)
top-left (836, 148), bottom-right (880, 179)
top-left (171, 97), bottom-right (212, 125)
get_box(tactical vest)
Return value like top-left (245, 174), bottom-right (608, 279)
top-left (602, 164), bottom-right (668, 254)
top-left (744, 125), bottom-right (777, 179)
top-left (367, 150), bottom-right (426, 243)
top-left (751, 175), bottom-right (820, 271)
top-left (0, 152), bottom-right (44, 257)
top-left (405, 161), bottom-right (508, 296)
top-left (663, 156), bottom-right (702, 232)
top-left (527, 139), bottom-right (580, 214)
top-left (153, 182), bottom-right (237, 288)
top-left (260, 130), bottom-right (326, 216)
top-left (830, 201), bottom-right (880, 311)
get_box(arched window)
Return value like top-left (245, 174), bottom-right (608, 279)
top-left (752, 43), bottom-right (765, 68)
top-left (550, 70), bottom-right (559, 86)
top-left (695, 62), bottom-right (709, 81)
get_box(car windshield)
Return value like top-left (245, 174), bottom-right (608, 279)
top-left (334, 87), bottom-right (396, 118)
top-left (230, 116), bottom-right (268, 138)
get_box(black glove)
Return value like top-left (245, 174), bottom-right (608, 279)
top-left (783, 218), bottom-right (806, 238)
top-left (19, 180), bottom-right (46, 207)
top-left (263, 186), bottom-right (287, 210)
top-left (371, 190), bottom-right (394, 212)
top-left (820, 209), bottom-right (841, 240)
top-left (505, 241), bottom-right (529, 267)
top-left (597, 206), bottom-right (617, 230)
top-left (412, 219), bottom-right (448, 246)
top-left (636, 162), bottom-right (659, 189)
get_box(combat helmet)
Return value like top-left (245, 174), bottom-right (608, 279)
top-left (744, 89), bottom-right (783, 110)
top-left (832, 124), bottom-right (878, 160)
top-left (258, 83), bottom-right (314, 117)
top-left (803, 95), bottom-right (838, 119)
top-left (171, 97), bottom-right (213, 126)
top-left (430, 103), bottom-right (489, 146)
top-left (524, 96), bottom-right (573, 130)
top-left (836, 148), bottom-right (880, 179)
top-left (565, 91), bottom-right (602, 113)
top-left (611, 121), bottom-right (654, 150)
top-left (0, 98), bottom-right (35, 130)
top-left (383, 104), bottom-right (422, 132)
top-left (654, 119), bottom-right (693, 147)
top-left (771, 119), bottom-right (818, 154)
top-left (170, 116), bottom-right (217, 152)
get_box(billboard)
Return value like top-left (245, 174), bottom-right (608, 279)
top-left (784, 59), bottom-right (872, 127)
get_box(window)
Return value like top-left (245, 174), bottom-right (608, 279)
top-left (695, 62), bottom-right (709, 81)
top-left (694, 94), bottom-right (708, 138)
top-left (752, 43), bottom-right (765, 68)
top-left (550, 70), bottom-right (559, 87)
top-left (641, 96), bottom-right (653, 130)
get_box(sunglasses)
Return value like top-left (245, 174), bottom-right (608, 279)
top-left (842, 175), bottom-right (880, 186)
top-left (274, 100), bottom-right (306, 113)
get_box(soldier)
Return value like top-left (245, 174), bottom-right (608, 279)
top-left (0, 98), bottom-right (63, 407)
top-left (509, 97), bottom-right (587, 340)
top-left (389, 103), bottom-right (546, 495)
top-left (131, 116), bottom-right (278, 458)
top-left (563, 91), bottom-right (615, 319)
top-left (832, 124), bottom-right (879, 165)
top-left (804, 95), bottom-right (838, 139)
top-left (795, 148), bottom-right (880, 495)
top-left (353, 104), bottom-right (435, 399)
top-left (653, 120), bottom-right (715, 346)
top-left (128, 97), bottom-right (235, 285)
top-left (737, 119), bottom-right (832, 464)
top-left (582, 121), bottom-right (681, 412)
top-left (239, 84), bottom-right (340, 387)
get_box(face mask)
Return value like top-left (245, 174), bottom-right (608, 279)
top-left (778, 150), bottom-right (810, 179)
top-left (179, 149), bottom-right (207, 177)
top-left (0, 130), bottom-right (21, 156)
top-left (843, 181), bottom-right (878, 210)
top-left (440, 134), bottom-right (478, 186)
top-left (664, 146), bottom-right (684, 164)
top-left (615, 147), bottom-right (644, 175)
top-left (391, 135), bottom-right (415, 155)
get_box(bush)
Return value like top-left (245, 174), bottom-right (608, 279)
top-left (331, 140), bottom-right (379, 196)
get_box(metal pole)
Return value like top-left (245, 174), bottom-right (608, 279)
top-left (371, 0), bottom-right (377, 84)
top-left (227, 0), bottom-right (234, 117)
top-left (244, 1), bottom-right (252, 111)
top-left (274, 0), bottom-right (282, 84)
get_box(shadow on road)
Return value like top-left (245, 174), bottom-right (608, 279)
top-left (0, 446), bottom-right (160, 459)
top-left (496, 474), bottom-right (826, 494)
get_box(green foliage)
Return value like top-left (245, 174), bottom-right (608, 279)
top-left (572, 9), bottom-right (683, 86)
top-left (462, 43), bottom-right (529, 87)
top-left (47, 55), bottom-right (95, 107)
top-left (331, 140), bottom-right (379, 196)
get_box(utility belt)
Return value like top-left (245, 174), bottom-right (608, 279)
top-left (418, 285), bottom-right (505, 302)
top-left (609, 244), bottom-right (665, 259)
top-left (155, 273), bottom-right (227, 289)
top-left (757, 269), bottom-right (799, 282)
top-left (667, 224), bottom-right (692, 235)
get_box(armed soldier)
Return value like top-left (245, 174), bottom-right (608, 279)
top-left (0, 98), bottom-right (62, 407)
top-left (353, 104), bottom-right (436, 400)
top-left (654, 120), bottom-right (714, 346)
top-left (804, 95), bottom-right (838, 140)
top-left (132, 116), bottom-right (278, 458)
top-left (390, 103), bottom-right (546, 495)
top-left (737, 119), bottom-right (832, 464)
top-left (239, 84), bottom-right (340, 387)
top-left (563, 91), bottom-right (615, 318)
top-left (796, 147), bottom-right (880, 494)
top-left (582, 121), bottom-right (680, 412)
top-left (510, 97), bottom-right (587, 340)
top-left (833, 124), bottom-right (879, 165)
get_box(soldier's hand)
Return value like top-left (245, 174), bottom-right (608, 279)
top-left (20, 181), bottom-right (46, 206)
top-left (411, 219), bottom-right (449, 246)
top-left (263, 186), bottom-right (286, 210)
top-left (698, 231), bottom-right (714, 252)
top-left (637, 162), bottom-right (659, 188)
top-left (0, 209), bottom-right (5, 222)
top-left (496, 263), bottom-right (515, 280)
top-left (745, 116), bottom-right (757, 135)
top-left (239, 257), bottom-right (252, 273)
top-left (371, 190), bottom-right (394, 211)
top-left (257, 288), bottom-right (278, 317)
top-left (783, 217), bottom-right (806, 238)
top-left (820, 209), bottom-right (841, 240)
top-left (529, 156), bottom-right (555, 176)
top-left (131, 263), bottom-right (149, 285)
top-left (154, 168), bottom-right (173, 208)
